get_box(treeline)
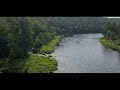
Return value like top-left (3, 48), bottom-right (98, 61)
top-left (102, 18), bottom-right (120, 40)
top-left (41, 17), bottom-right (105, 35)
top-left (0, 17), bottom-right (57, 60)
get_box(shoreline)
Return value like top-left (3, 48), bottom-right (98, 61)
top-left (99, 37), bottom-right (120, 53)
top-left (40, 35), bottom-right (62, 54)
top-left (26, 35), bottom-right (62, 73)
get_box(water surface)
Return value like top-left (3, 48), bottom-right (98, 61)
top-left (53, 33), bottom-right (120, 73)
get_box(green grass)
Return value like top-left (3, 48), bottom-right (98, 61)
top-left (99, 37), bottom-right (120, 52)
top-left (24, 54), bottom-right (57, 73)
top-left (40, 35), bottom-right (61, 54)
top-left (0, 54), bottom-right (57, 73)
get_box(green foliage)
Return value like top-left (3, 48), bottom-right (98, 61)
top-left (99, 37), bottom-right (120, 52)
top-left (0, 17), bottom-right (50, 58)
top-left (40, 36), bottom-right (61, 54)
top-left (0, 58), bottom-right (27, 73)
top-left (24, 54), bottom-right (57, 73)
top-left (0, 17), bottom-right (59, 73)
top-left (101, 18), bottom-right (120, 53)
top-left (14, 47), bottom-right (25, 59)
top-left (0, 17), bottom-right (11, 58)
top-left (32, 36), bottom-right (43, 53)
top-left (18, 17), bottom-right (33, 58)
top-left (102, 19), bottom-right (120, 40)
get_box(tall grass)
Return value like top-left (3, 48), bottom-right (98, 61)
top-left (40, 35), bottom-right (61, 54)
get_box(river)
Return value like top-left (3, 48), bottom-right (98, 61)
top-left (53, 33), bottom-right (120, 73)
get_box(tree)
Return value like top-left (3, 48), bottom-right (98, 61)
top-left (0, 17), bottom-right (10, 59)
top-left (32, 36), bottom-right (43, 53)
top-left (18, 17), bottom-right (32, 58)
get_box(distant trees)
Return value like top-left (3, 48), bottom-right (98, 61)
top-left (41, 17), bottom-right (105, 35)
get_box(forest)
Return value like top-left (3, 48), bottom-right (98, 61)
top-left (0, 17), bottom-right (116, 73)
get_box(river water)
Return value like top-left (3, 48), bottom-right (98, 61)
top-left (53, 33), bottom-right (120, 73)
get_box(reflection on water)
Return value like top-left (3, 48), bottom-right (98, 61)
top-left (53, 33), bottom-right (120, 73)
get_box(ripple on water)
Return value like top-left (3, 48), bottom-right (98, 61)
top-left (54, 34), bottom-right (120, 73)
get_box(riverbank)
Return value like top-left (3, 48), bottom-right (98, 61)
top-left (0, 35), bottom-right (61, 73)
top-left (40, 35), bottom-right (61, 54)
top-left (24, 54), bottom-right (57, 73)
top-left (99, 37), bottom-right (120, 52)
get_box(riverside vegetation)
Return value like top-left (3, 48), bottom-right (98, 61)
top-left (99, 18), bottom-right (120, 53)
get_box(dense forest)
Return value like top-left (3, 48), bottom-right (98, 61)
top-left (0, 17), bottom-right (106, 73)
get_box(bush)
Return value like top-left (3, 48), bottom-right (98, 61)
top-left (32, 48), bottom-right (40, 54)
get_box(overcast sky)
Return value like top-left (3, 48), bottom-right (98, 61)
top-left (107, 17), bottom-right (120, 18)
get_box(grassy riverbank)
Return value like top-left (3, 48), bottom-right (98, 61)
top-left (24, 54), bottom-right (57, 73)
top-left (99, 37), bottom-right (120, 52)
top-left (40, 35), bottom-right (61, 54)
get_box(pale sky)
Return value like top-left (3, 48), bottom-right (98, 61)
top-left (107, 17), bottom-right (120, 18)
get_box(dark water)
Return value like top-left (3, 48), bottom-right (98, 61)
top-left (53, 33), bottom-right (120, 73)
